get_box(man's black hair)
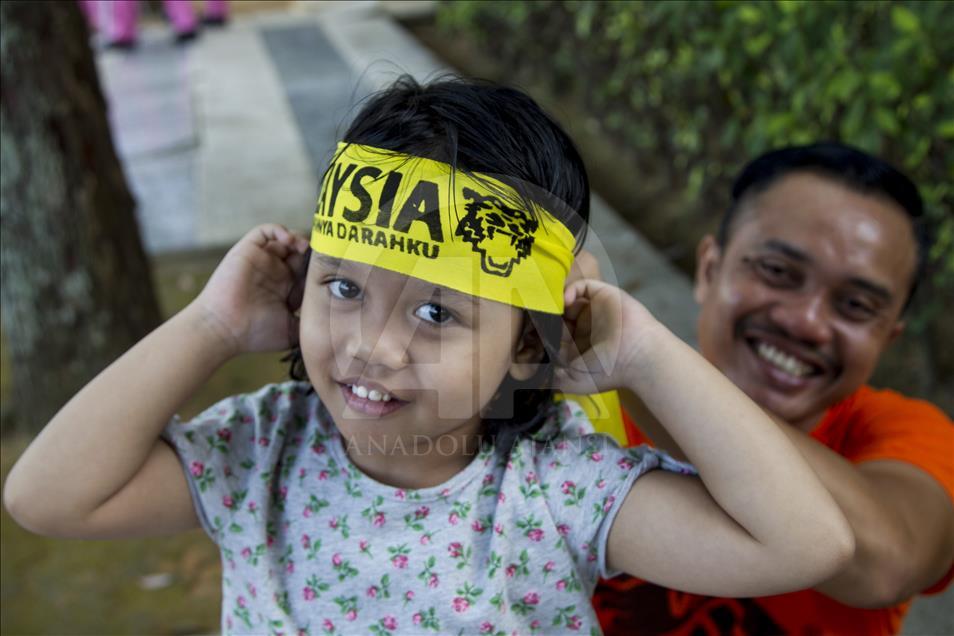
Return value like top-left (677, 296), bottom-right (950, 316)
top-left (286, 75), bottom-right (590, 448)
top-left (718, 142), bottom-right (930, 310)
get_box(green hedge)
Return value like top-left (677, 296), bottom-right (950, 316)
top-left (438, 0), bottom-right (953, 321)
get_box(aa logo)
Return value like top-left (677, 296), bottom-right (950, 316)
top-left (455, 187), bottom-right (538, 277)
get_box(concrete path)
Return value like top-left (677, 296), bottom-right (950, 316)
top-left (92, 2), bottom-right (950, 632)
top-left (95, 0), bottom-right (698, 345)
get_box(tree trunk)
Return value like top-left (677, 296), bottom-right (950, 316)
top-left (0, 1), bottom-right (161, 433)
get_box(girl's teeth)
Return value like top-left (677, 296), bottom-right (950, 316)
top-left (350, 385), bottom-right (393, 402)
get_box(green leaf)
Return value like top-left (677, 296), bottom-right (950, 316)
top-left (891, 5), bottom-right (921, 34)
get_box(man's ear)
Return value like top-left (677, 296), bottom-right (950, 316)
top-left (887, 319), bottom-right (906, 345)
top-left (510, 317), bottom-right (545, 382)
top-left (694, 235), bottom-right (722, 305)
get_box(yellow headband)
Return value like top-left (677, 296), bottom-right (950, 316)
top-left (310, 143), bottom-right (577, 314)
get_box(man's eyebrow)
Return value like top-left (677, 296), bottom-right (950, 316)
top-left (761, 239), bottom-right (812, 263)
top-left (845, 277), bottom-right (893, 303)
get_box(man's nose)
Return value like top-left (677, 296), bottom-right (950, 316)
top-left (769, 292), bottom-right (834, 346)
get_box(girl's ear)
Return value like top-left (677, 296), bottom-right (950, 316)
top-left (509, 315), bottom-right (546, 382)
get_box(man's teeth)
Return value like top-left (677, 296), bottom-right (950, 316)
top-left (756, 342), bottom-right (813, 377)
top-left (350, 384), bottom-right (392, 402)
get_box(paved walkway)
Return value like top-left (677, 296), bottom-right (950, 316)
top-left (92, 2), bottom-right (950, 632)
top-left (95, 0), bottom-right (698, 345)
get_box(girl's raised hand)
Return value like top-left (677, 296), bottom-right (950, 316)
top-left (190, 224), bottom-right (309, 356)
top-left (555, 278), bottom-right (662, 395)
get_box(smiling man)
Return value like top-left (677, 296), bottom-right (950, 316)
top-left (593, 143), bottom-right (954, 635)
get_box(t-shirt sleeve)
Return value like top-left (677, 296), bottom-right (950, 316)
top-left (832, 388), bottom-right (954, 594)
top-left (532, 406), bottom-right (696, 587)
top-left (161, 383), bottom-right (300, 543)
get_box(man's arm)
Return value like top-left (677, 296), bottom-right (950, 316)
top-left (620, 387), bottom-right (954, 607)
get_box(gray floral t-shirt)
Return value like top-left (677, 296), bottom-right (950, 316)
top-left (163, 382), bottom-right (694, 635)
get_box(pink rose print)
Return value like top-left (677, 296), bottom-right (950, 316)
top-left (505, 564), bottom-right (517, 578)
top-left (190, 462), bottom-right (204, 477)
top-left (329, 517), bottom-right (339, 530)
top-left (405, 590), bottom-right (414, 602)
top-left (590, 451), bottom-right (603, 462)
top-left (301, 533), bottom-right (311, 549)
top-left (298, 467), bottom-right (307, 479)
top-left (420, 533), bottom-right (431, 545)
top-left (241, 547), bottom-right (252, 559)
top-left (530, 619), bottom-right (541, 630)
top-left (568, 615), bottom-right (582, 630)
top-left (596, 478), bottom-right (607, 489)
top-left (381, 616), bottom-right (397, 630)
top-left (544, 561), bottom-right (555, 572)
top-left (345, 609), bottom-right (357, 621)
top-left (523, 592), bottom-right (539, 605)
top-left (392, 555), bottom-right (408, 569)
top-left (497, 492), bottom-right (506, 503)
top-left (494, 523), bottom-right (504, 535)
top-left (603, 495), bottom-right (616, 513)
top-left (237, 595), bottom-right (247, 608)
top-left (217, 428), bottom-right (231, 442)
top-left (480, 622), bottom-right (495, 634)
top-left (428, 573), bottom-right (439, 588)
top-left (415, 505), bottom-right (430, 520)
top-left (248, 501), bottom-right (257, 513)
top-left (258, 436), bottom-right (270, 447)
top-left (332, 553), bottom-right (342, 567)
top-left (556, 579), bottom-right (567, 591)
top-left (482, 474), bottom-right (494, 486)
top-left (322, 619), bottom-right (334, 631)
top-left (525, 471), bottom-right (538, 484)
top-left (618, 457), bottom-right (635, 470)
top-left (312, 443), bottom-right (326, 454)
top-left (395, 489), bottom-right (406, 500)
top-left (222, 495), bottom-right (234, 509)
top-left (561, 480), bottom-right (575, 495)
top-left (318, 469), bottom-right (329, 480)
top-left (373, 512), bottom-right (386, 527)
top-left (557, 523), bottom-right (570, 536)
top-left (286, 561), bottom-right (295, 574)
top-left (367, 585), bottom-right (378, 598)
top-left (471, 519), bottom-right (487, 533)
top-left (412, 613), bottom-right (423, 625)
top-left (448, 512), bottom-right (460, 525)
top-left (452, 597), bottom-right (470, 613)
top-left (303, 587), bottom-right (316, 601)
top-left (527, 528), bottom-right (544, 542)
top-left (448, 542), bottom-right (463, 558)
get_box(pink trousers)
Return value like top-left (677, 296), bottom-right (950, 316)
top-left (79, 0), bottom-right (228, 42)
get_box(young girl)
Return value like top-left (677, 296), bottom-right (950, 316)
top-left (4, 77), bottom-right (852, 634)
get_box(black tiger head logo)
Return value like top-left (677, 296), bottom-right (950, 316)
top-left (455, 187), bottom-right (539, 277)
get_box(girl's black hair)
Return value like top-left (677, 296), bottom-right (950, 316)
top-left (286, 75), bottom-right (590, 448)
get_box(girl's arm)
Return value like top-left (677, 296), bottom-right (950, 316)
top-left (556, 279), bottom-right (854, 596)
top-left (3, 225), bottom-right (308, 539)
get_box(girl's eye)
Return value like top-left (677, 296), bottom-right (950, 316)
top-left (414, 302), bottom-right (453, 325)
top-left (328, 279), bottom-right (362, 300)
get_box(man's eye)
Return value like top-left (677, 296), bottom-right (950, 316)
top-left (754, 258), bottom-right (798, 286)
top-left (328, 279), bottom-right (362, 300)
top-left (414, 303), bottom-right (453, 325)
top-left (839, 296), bottom-right (877, 321)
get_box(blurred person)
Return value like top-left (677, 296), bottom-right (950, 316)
top-left (79, 0), bottom-right (228, 49)
top-left (591, 142), bottom-right (954, 635)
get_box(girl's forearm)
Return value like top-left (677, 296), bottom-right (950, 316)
top-left (3, 304), bottom-right (235, 528)
top-left (626, 326), bottom-right (851, 554)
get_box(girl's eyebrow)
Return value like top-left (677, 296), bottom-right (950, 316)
top-left (314, 255), bottom-right (344, 269)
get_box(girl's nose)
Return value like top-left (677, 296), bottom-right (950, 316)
top-left (343, 307), bottom-right (412, 371)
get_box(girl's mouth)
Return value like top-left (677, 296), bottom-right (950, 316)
top-left (338, 382), bottom-right (408, 417)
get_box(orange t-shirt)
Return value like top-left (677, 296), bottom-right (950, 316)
top-left (593, 386), bottom-right (954, 636)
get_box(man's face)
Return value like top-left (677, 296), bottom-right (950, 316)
top-left (694, 172), bottom-right (917, 429)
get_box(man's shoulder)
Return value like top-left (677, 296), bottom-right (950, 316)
top-left (823, 385), bottom-right (951, 431)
